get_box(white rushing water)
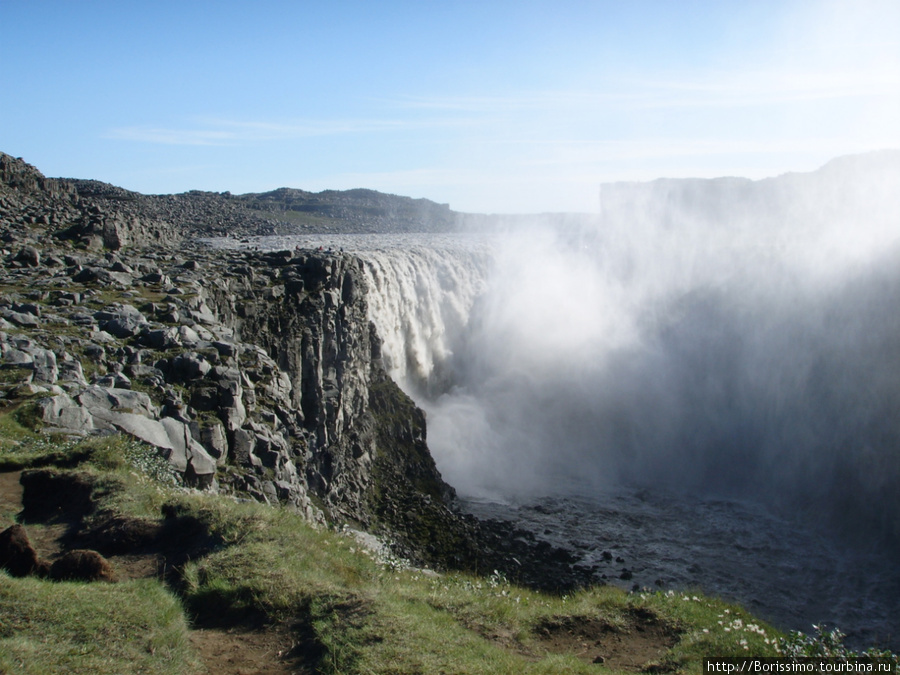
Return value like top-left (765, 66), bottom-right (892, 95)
top-left (212, 152), bottom-right (900, 648)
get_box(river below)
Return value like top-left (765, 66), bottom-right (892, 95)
top-left (458, 490), bottom-right (899, 651)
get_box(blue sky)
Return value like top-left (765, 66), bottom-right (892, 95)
top-left (2, 0), bottom-right (898, 213)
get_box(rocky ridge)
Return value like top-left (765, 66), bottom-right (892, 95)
top-left (0, 152), bottom-right (593, 589)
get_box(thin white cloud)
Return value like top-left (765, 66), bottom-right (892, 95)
top-left (106, 127), bottom-right (240, 146)
top-left (106, 114), bottom-right (478, 146)
top-left (106, 118), bottom-right (395, 146)
top-left (397, 63), bottom-right (898, 118)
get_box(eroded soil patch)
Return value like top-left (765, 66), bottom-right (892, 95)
top-left (189, 621), bottom-right (315, 675)
top-left (2, 469), bottom-right (164, 580)
top-left (534, 607), bottom-right (679, 671)
top-left (0, 469), bottom-right (66, 562)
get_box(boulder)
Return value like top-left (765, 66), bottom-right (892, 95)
top-left (139, 327), bottom-right (179, 349)
top-left (176, 325), bottom-right (202, 345)
top-left (39, 393), bottom-right (95, 433)
top-left (93, 304), bottom-right (148, 338)
top-left (229, 428), bottom-right (258, 466)
top-left (2, 348), bottom-right (33, 367)
top-left (11, 302), bottom-right (41, 317)
top-left (13, 245), bottom-right (40, 267)
top-left (87, 409), bottom-right (217, 479)
top-left (29, 348), bottom-right (58, 384)
top-left (89, 409), bottom-right (174, 453)
top-left (1, 310), bottom-right (40, 327)
top-left (72, 266), bottom-right (113, 284)
top-left (171, 351), bottom-right (211, 379)
top-left (76, 385), bottom-right (157, 418)
top-left (57, 354), bottom-right (88, 387)
top-left (125, 363), bottom-right (166, 388)
top-left (139, 271), bottom-right (170, 285)
top-left (101, 317), bottom-right (143, 338)
top-left (157, 417), bottom-right (217, 478)
top-left (109, 260), bottom-right (133, 274)
top-left (199, 423), bottom-right (228, 465)
top-left (93, 372), bottom-right (132, 389)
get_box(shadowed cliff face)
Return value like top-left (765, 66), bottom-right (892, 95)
top-left (199, 251), bottom-right (413, 523)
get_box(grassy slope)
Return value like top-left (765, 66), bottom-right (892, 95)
top-left (0, 577), bottom-right (197, 675)
top-left (0, 415), bottom-right (787, 675)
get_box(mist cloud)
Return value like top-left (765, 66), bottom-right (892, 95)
top-left (367, 151), bottom-right (900, 544)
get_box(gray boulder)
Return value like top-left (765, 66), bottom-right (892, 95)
top-left (86, 408), bottom-right (216, 479)
top-left (39, 393), bottom-right (94, 434)
top-left (57, 357), bottom-right (88, 387)
top-left (160, 417), bottom-right (217, 476)
top-left (199, 423), bottom-right (228, 465)
top-left (13, 246), bottom-right (40, 267)
top-left (171, 352), bottom-right (212, 379)
top-left (1, 310), bottom-right (40, 327)
top-left (29, 348), bottom-right (58, 385)
top-left (93, 304), bottom-right (148, 338)
top-left (76, 385), bottom-right (157, 418)
top-left (2, 348), bottom-right (34, 367)
top-left (139, 327), bottom-right (179, 349)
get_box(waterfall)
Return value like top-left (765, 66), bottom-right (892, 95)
top-left (360, 152), bottom-right (900, 545)
top-left (361, 236), bottom-right (492, 399)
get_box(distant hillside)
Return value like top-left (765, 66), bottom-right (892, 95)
top-left (1, 151), bottom-right (461, 242)
top-left (62, 181), bottom-right (460, 238)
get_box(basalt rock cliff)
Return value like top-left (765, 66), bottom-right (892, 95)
top-left (0, 152), bottom-right (589, 587)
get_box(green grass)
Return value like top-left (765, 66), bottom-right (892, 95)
top-left (0, 575), bottom-right (200, 675)
top-left (6, 423), bottom-right (876, 674)
top-left (0, 404), bottom-right (42, 448)
top-left (173, 488), bottom-right (784, 674)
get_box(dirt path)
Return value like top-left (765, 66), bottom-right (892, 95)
top-left (0, 469), bottom-right (310, 675)
top-left (189, 624), bottom-right (311, 675)
top-left (534, 609), bottom-right (679, 670)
